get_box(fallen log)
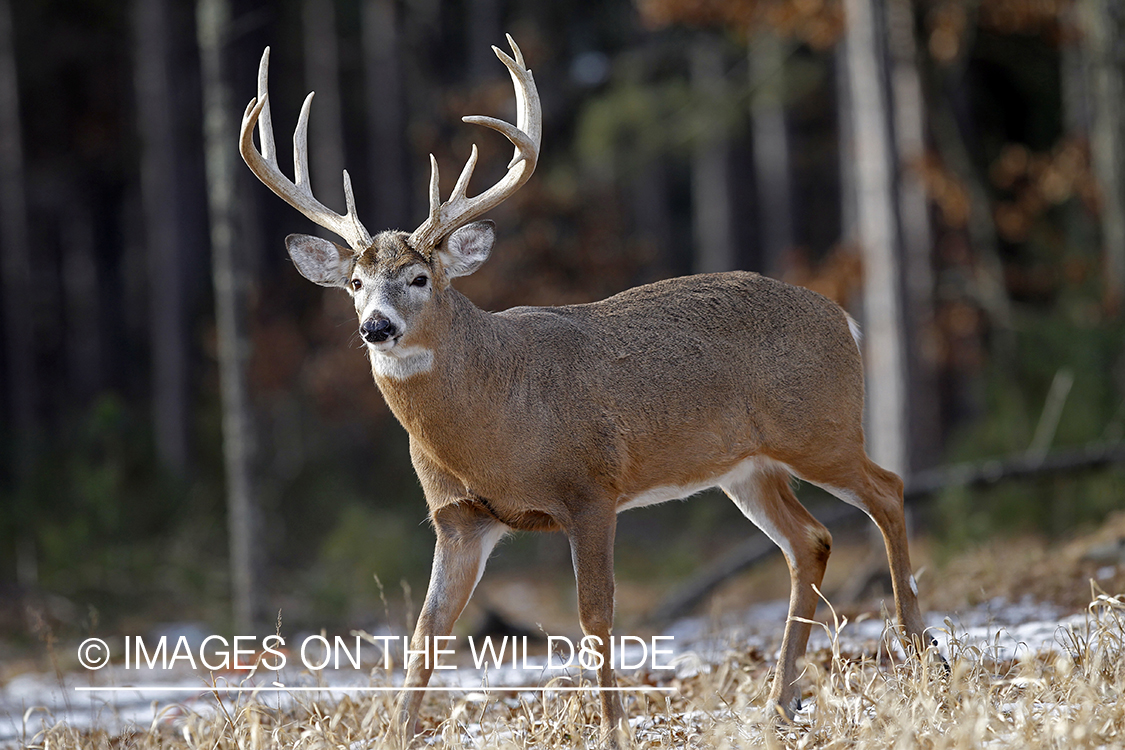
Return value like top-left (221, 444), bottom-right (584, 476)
top-left (904, 441), bottom-right (1125, 499)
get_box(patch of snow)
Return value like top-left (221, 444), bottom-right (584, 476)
top-left (3, 594), bottom-right (1118, 745)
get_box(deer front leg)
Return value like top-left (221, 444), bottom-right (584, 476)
top-left (390, 503), bottom-right (506, 743)
top-left (567, 505), bottom-right (627, 747)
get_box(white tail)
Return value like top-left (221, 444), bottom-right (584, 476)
top-left (240, 37), bottom-right (931, 746)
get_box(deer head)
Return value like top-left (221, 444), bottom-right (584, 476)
top-left (238, 36), bottom-right (540, 365)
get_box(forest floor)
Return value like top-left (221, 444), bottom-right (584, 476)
top-left (2, 511), bottom-right (1124, 748)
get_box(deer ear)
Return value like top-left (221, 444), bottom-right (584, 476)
top-left (437, 220), bottom-right (495, 279)
top-left (285, 234), bottom-right (355, 288)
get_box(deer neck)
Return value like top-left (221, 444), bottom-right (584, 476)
top-left (370, 289), bottom-right (504, 443)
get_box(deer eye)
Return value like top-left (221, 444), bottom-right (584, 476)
top-left (410, 275), bottom-right (429, 288)
top-left (350, 278), bottom-right (362, 291)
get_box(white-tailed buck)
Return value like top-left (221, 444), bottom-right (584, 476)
top-left (240, 37), bottom-right (932, 744)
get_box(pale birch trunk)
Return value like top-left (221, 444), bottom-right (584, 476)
top-left (197, 0), bottom-right (262, 631)
top-left (888, 0), bottom-right (938, 470)
top-left (843, 0), bottom-right (908, 477)
top-left (1082, 0), bottom-right (1125, 313)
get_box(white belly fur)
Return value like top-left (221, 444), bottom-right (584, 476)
top-left (617, 455), bottom-right (790, 512)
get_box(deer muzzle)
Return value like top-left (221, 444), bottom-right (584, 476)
top-left (361, 317), bottom-right (398, 344)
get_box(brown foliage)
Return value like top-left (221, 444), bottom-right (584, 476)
top-left (988, 138), bottom-right (1098, 244)
top-left (780, 244), bottom-right (863, 310)
top-left (636, 0), bottom-right (845, 49)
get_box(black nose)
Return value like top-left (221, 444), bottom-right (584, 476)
top-left (361, 318), bottom-right (397, 343)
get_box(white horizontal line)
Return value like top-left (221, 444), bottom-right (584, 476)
top-left (74, 685), bottom-right (676, 693)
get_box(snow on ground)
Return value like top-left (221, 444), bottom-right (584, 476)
top-left (0, 595), bottom-right (1099, 746)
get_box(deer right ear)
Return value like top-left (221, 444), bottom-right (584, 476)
top-left (285, 234), bottom-right (355, 288)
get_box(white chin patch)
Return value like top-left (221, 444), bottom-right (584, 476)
top-left (370, 343), bottom-right (434, 380)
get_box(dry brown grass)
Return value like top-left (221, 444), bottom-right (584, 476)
top-left (923, 511), bottom-right (1125, 613)
top-left (21, 591), bottom-right (1125, 749)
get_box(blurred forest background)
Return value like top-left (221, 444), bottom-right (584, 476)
top-left (1, 0), bottom-right (1124, 638)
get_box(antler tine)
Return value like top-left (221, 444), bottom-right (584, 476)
top-left (239, 48), bottom-right (373, 251)
top-left (294, 92), bottom-right (314, 189)
top-left (450, 144), bottom-right (479, 202)
top-left (256, 48), bottom-right (277, 167)
top-left (408, 35), bottom-right (541, 252)
top-left (426, 154), bottom-right (441, 224)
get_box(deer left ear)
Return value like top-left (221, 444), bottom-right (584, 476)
top-left (437, 220), bottom-right (495, 279)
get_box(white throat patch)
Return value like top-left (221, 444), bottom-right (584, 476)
top-left (369, 344), bottom-right (434, 380)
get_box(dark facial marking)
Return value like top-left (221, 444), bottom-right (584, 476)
top-left (356, 231), bottom-right (430, 274)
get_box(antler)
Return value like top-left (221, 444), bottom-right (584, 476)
top-left (408, 34), bottom-right (541, 252)
top-left (239, 47), bottom-right (373, 252)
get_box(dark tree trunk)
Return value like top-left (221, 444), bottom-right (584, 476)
top-left (466, 0), bottom-right (502, 84)
top-left (836, 41), bottom-right (858, 245)
top-left (0, 0), bottom-right (34, 467)
top-left (0, 0), bottom-right (35, 588)
top-left (61, 202), bottom-right (103, 402)
top-left (303, 0), bottom-right (346, 212)
top-left (690, 38), bottom-right (735, 274)
top-left (135, 0), bottom-right (191, 475)
top-left (363, 0), bottom-right (409, 230)
top-left (748, 32), bottom-right (793, 276)
top-left (631, 159), bottom-right (673, 272)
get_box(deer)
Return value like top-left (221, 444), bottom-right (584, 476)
top-left (239, 36), bottom-right (933, 745)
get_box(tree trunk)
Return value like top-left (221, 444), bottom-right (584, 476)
top-left (61, 202), bottom-right (102, 401)
top-left (303, 0), bottom-right (346, 212)
top-left (632, 159), bottom-right (674, 272)
top-left (0, 0), bottom-right (34, 471)
top-left (748, 32), bottom-right (793, 275)
top-left (363, 0), bottom-right (409, 230)
top-left (1083, 0), bottom-right (1125, 314)
top-left (1061, 4), bottom-right (1092, 136)
top-left (690, 39), bottom-right (735, 274)
top-left (843, 0), bottom-right (908, 477)
top-left (135, 0), bottom-right (191, 475)
top-left (0, 0), bottom-right (35, 588)
top-left (887, 0), bottom-right (938, 472)
top-left (836, 41), bottom-right (858, 245)
top-left (466, 0), bottom-right (502, 83)
top-left (197, 0), bottom-right (262, 632)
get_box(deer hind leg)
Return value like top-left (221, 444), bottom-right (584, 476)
top-left (566, 504), bottom-right (627, 747)
top-left (722, 465), bottom-right (832, 717)
top-left (392, 503), bottom-right (506, 743)
top-left (797, 454), bottom-right (929, 650)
